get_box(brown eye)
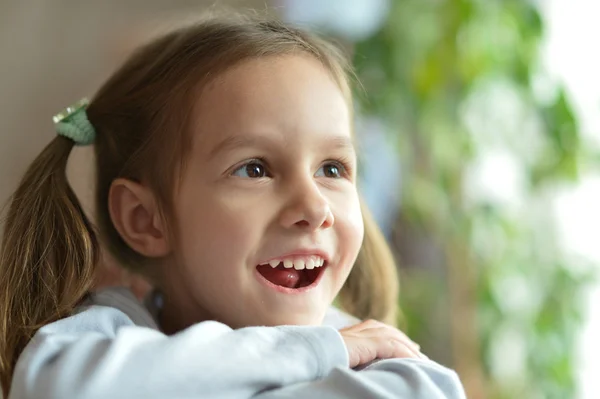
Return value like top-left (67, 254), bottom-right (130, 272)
top-left (233, 161), bottom-right (267, 178)
top-left (316, 162), bottom-right (344, 178)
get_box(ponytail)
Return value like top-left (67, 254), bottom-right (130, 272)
top-left (0, 136), bottom-right (99, 396)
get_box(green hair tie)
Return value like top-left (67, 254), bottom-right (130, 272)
top-left (53, 98), bottom-right (96, 146)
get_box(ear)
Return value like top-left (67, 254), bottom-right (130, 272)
top-left (108, 178), bottom-right (170, 258)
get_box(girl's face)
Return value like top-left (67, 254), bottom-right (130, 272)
top-left (162, 54), bottom-right (363, 329)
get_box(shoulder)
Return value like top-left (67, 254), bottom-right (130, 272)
top-left (29, 287), bottom-right (158, 342)
top-left (78, 286), bottom-right (159, 330)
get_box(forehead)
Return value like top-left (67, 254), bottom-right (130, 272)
top-left (189, 54), bottom-right (352, 151)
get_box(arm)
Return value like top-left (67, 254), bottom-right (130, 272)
top-left (9, 305), bottom-right (348, 399)
top-left (255, 359), bottom-right (466, 399)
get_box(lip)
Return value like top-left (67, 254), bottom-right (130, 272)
top-left (254, 262), bottom-right (328, 295)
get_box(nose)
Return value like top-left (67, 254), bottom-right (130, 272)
top-left (278, 178), bottom-right (334, 231)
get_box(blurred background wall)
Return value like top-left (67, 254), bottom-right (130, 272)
top-left (1, 1), bottom-right (599, 398)
top-left (0, 0), bottom-right (267, 216)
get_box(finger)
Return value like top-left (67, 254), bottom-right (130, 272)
top-left (363, 326), bottom-right (420, 352)
top-left (402, 342), bottom-right (424, 359)
top-left (346, 340), bottom-right (377, 368)
top-left (377, 339), bottom-right (420, 360)
top-left (389, 339), bottom-right (428, 360)
top-left (394, 332), bottom-right (420, 351)
top-left (377, 325), bottom-right (421, 350)
top-left (349, 321), bottom-right (421, 350)
top-left (341, 319), bottom-right (379, 333)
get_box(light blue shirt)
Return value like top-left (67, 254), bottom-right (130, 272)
top-left (7, 288), bottom-right (466, 399)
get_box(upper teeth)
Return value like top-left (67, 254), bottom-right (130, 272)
top-left (264, 257), bottom-right (325, 270)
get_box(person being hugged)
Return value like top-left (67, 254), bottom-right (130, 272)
top-left (0, 13), bottom-right (466, 399)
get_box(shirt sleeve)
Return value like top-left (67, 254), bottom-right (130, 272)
top-left (9, 305), bottom-right (348, 399)
top-left (255, 358), bottom-right (467, 399)
top-left (9, 304), bottom-right (466, 399)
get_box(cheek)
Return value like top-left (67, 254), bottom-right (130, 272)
top-left (174, 188), bottom-right (261, 272)
top-left (333, 191), bottom-right (364, 266)
top-left (348, 199), bottom-right (365, 246)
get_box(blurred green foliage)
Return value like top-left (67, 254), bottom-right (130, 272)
top-left (353, 0), bottom-right (597, 398)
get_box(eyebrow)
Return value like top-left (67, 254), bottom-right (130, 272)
top-left (325, 135), bottom-right (357, 153)
top-left (208, 133), bottom-right (356, 160)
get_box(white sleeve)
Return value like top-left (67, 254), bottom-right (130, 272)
top-left (255, 359), bottom-right (467, 399)
top-left (9, 304), bottom-right (466, 399)
top-left (9, 305), bottom-right (348, 399)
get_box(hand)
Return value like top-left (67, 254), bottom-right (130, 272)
top-left (339, 319), bottom-right (425, 368)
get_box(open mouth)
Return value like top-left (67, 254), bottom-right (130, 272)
top-left (256, 259), bottom-right (327, 290)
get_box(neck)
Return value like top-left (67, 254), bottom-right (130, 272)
top-left (157, 287), bottom-right (210, 335)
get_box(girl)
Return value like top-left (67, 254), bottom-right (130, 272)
top-left (0, 14), bottom-right (465, 399)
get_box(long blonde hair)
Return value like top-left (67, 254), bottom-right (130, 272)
top-left (0, 14), bottom-right (398, 395)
